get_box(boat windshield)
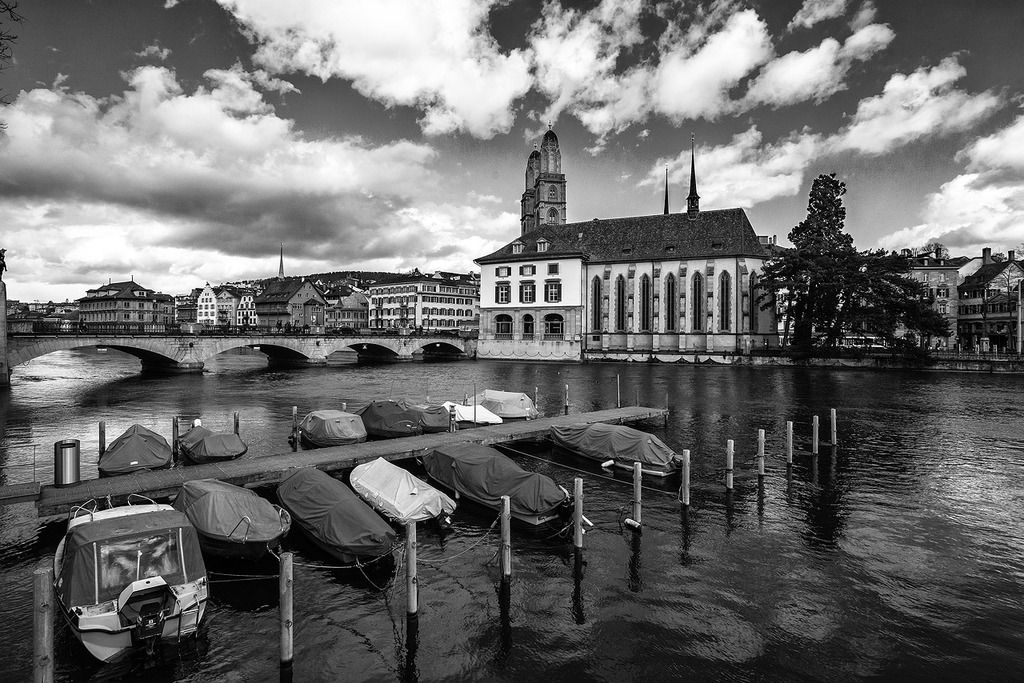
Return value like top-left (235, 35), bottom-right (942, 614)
top-left (98, 530), bottom-right (182, 600)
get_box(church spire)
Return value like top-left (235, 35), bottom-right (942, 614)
top-left (278, 242), bottom-right (284, 279)
top-left (687, 133), bottom-right (700, 217)
top-left (663, 166), bottom-right (669, 215)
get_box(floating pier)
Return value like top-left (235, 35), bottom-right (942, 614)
top-left (4, 406), bottom-right (667, 519)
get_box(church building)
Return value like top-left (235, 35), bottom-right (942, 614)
top-left (475, 128), bottom-right (779, 362)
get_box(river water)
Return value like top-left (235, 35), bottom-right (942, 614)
top-left (1, 349), bottom-right (1022, 681)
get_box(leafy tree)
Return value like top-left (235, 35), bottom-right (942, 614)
top-left (921, 241), bottom-right (949, 259)
top-left (760, 173), bottom-right (949, 353)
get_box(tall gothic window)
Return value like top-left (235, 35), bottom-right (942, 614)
top-left (615, 275), bottom-right (627, 331)
top-left (719, 272), bottom-right (732, 331)
top-left (665, 273), bottom-right (677, 332)
top-left (548, 185), bottom-right (558, 201)
top-left (547, 208), bottom-right (559, 223)
top-left (749, 273), bottom-right (759, 333)
top-left (639, 274), bottom-right (652, 332)
top-left (692, 273), bottom-right (704, 331)
top-left (591, 276), bottom-right (602, 331)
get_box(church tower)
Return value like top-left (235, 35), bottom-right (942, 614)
top-left (520, 126), bottom-right (566, 235)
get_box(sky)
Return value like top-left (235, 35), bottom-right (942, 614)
top-left (2, 0), bottom-right (1024, 303)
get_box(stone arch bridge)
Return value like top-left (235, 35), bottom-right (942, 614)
top-left (2, 332), bottom-right (474, 386)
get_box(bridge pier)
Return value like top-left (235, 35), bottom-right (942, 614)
top-left (141, 358), bottom-right (205, 374)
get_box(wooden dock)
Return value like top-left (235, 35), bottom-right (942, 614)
top-left (0, 406), bottom-right (668, 519)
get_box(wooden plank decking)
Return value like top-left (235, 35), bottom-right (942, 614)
top-left (1, 406), bottom-right (668, 519)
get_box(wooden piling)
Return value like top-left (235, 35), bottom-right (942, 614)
top-left (632, 461), bottom-right (642, 527)
top-left (33, 565), bottom-right (54, 683)
top-left (279, 551), bottom-right (294, 673)
top-left (786, 420), bottom-right (793, 464)
top-left (171, 417), bottom-right (179, 458)
top-left (830, 408), bottom-right (838, 445)
top-left (406, 522), bottom-right (418, 616)
top-left (573, 477), bottom-right (584, 549)
top-left (233, 411), bottom-right (240, 436)
top-left (98, 421), bottom-right (106, 457)
top-left (757, 428), bottom-right (765, 476)
top-left (291, 406), bottom-right (298, 441)
top-left (679, 449), bottom-right (690, 506)
top-left (564, 384), bottom-right (569, 416)
top-left (534, 386), bottom-right (538, 409)
top-left (616, 374), bottom-right (621, 408)
top-left (635, 387), bottom-right (640, 407)
top-left (342, 402), bottom-right (347, 412)
top-left (726, 439), bottom-right (734, 490)
top-left (500, 496), bottom-right (512, 582)
top-left (812, 415), bottom-right (820, 455)
top-left (448, 405), bottom-right (457, 433)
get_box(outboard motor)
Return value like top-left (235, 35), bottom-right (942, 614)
top-left (117, 578), bottom-right (175, 654)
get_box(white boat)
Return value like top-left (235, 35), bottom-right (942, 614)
top-left (469, 389), bottom-right (539, 420)
top-left (350, 457), bottom-right (456, 525)
top-left (52, 497), bottom-right (209, 662)
top-left (440, 401), bottom-right (503, 426)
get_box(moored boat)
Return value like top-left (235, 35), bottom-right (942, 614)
top-left (440, 401), bottom-right (503, 426)
top-left (355, 400), bottom-right (423, 439)
top-left (422, 443), bottom-right (570, 526)
top-left (178, 425), bottom-right (247, 464)
top-left (172, 479), bottom-right (291, 561)
top-left (276, 468), bottom-right (396, 564)
top-left (52, 498), bottom-right (208, 663)
top-left (470, 389), bottom-right (539, 420)
top-left (98, 424), bottom-right (172, 477)
top-left (350, 457), bottom-right (456, 525)
top-left (550, 423), bottom-right (682, 477)
top-left (402, 401), bottom-right (452, 433)
top-left (297, 409), bottom-right (367, 448)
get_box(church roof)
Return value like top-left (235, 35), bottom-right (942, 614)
top-left (476, 209), bottom-right (767, 265)
top-left (542, 129), bottom-right (558, 144)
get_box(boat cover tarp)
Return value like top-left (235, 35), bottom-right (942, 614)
top-left (56, 510), bottom-right (205, 607)
top-left (172, 479), bottom-right (287, 544)
top-left (470, 390), bottom-right (539, 419)
top-left (350, 458), bottom-right (456, 523)
top-left (98, 424), bottom-right (172, 476)
top-left (550, 423), bottom-right (678, 468)
top-left (440, 401), bottom-right (503, 425)
top-left (423, 444), bottom-right (565, 517)
top-left (179, 426), bottom-right (247, 462)
top-left (355, 400), bottom-right (423, 439)
top-left (399, 401), bottom-right (451, 433)
top-left (277, 468), bottom-right (395, 561)
top-left (299, 410), bottom-right (367, 446)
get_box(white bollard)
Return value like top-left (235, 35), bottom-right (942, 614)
top-left (812, 415), bottom-right (820, 455)
top-left (830, 408), bottom-right (838, 445)
top-left (757, 429), bottom-right (765, 476)
top-left (679, 449), bottom-right (691, 506)
top-left (726, 439), bottom-right (734, 490)
top-left (786, 421), bottom-right (793, 464)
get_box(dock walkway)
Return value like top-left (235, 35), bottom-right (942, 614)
top-left (1, 406), bottom-right (668, 518)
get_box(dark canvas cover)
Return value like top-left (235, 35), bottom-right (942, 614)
top-left (355, 400), bottom-right (423, 439)
top-left (179, 426), bottom-right (248, 463)
top-left (98, 424), bottom-right (172, 476)
top-left (470, 390), bottom-right (539, 419)
top-left (277, 468), bottom-right (395, 561)
top-left (550, 424), bottom-right (678, 468)
top-left (173, 479), bottom-right (288, 543)
top-left (57, 510), bottom-right (205, 607)
top-left (299, 410), bottom-right (367, 446)
top-left (400, 401), bottom-right (451, 433)
top-left (422, 444), bottom-right (566, 517)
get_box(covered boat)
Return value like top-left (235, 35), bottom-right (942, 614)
top-left (178, 426), bottom-right (247, 465)
top-left (298, 409), bottom-right (367, 448)
top-left (440, 401), bottom-right (503, 426)
top-left (470, 389), bottom-right (539, 420)
top-left (422, 443), bottom-right (569, 526)
top-left (402, 401), bottom-right (452, 433)
top-left (172, 479), bottom-right (291, 561)
top-left (98, 424), bottom-right (172, 477)
top-left (550, 423), bottom-right (681, 477)
top-left (355, 400), bottom-right (423, 439)
top-left (350, 457), bottom-right (456, 524)
top-left (277, 468), bottom-right (396, 563)
top-left (53, 500), bottom-right (208, 663)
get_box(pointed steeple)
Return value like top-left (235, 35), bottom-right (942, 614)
top-left (278, 243), bottom-right (284, 279)
top-left (663, 166), bottom-right (669, 215)
top-left (686, 133), bottom-right (700, 217)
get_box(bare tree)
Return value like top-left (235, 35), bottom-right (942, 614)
top-left (1, 1), bottom-right (22, 113)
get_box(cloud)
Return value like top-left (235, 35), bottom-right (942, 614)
top-left (135, 44), bottom-right (171, 61)
top-left (787, 0), bottom-right (848, 31)
top-left (642, 126), bottom-right (823, 208)
top-left (828, 57), bottom-right (1002, 155)
top-left (216, 0), bottom-right (532, 138)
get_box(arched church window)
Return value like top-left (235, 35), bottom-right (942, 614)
top-left (591, 276), bottom-right (602, 331)
top-left (665, 274), bottom-right (677, 332)
top-left (639, 274), bottom-right (652, 332)
top-left (719, 272), bottom-right (731, 331)
top-left (749, 273), bottom-right (759, 333)
top-left (692, 273), bottom-right (704, 331)
top-left (547, 208), bottom-right (559, 224)
top-left (615, 275), bottom-right (627, 331)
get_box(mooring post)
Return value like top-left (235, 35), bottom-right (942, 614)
top-left (463, 392), bottom-right (469, 406)
top-left (98, 421), bottom-right (106, 457)
top-left (786, 421), bottom-right (793, 464)
top-left (406, 522), bottom-right (418, 616)
top-left (623, 461), bottom-right (643, 530)
top-left (233, 411), bottom-right (240, 436)
top-left (679, 449), bottom-right (691, 507)
top-left (830, 408), bottom-right (838, 445)
top-left (291, 406), bottom-right (298, 441)
top-left (342, 402), bottom-right (347, 412)
top-left (635, 387), bottom-right (640, 407)
top-left (448, 405), bottom-right (457, 433)
top-left (279, 551), bottom-right (294, 676)
top-left (500, 496), bottom-right (512, 584)
top-left (33, 565), bottom-right (54, 683)
top-left (616, 374), bottom-right (621, 408)
top-left (812, 415), bottom-right (820, 455)
top-left (534, 386), bottom-right (539, 410)
top-left (564, 384), bottom-right (569, 416)
top-left (757, 429), bottom-right (765, 476)
top-left (726, 439), bottom-right (734, 490)
top-left (171, 417), bottom-right (180, 459)
top-left (573, 477), bottom-right (584, 550)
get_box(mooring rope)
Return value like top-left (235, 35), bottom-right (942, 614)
top-left (419, 515), bottom-right (500, 565)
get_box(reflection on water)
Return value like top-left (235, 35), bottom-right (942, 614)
top-left (1, 349), bottom-right (1023, 680)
